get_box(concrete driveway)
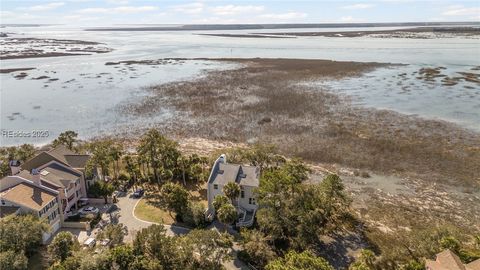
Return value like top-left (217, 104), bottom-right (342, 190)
top-left (114, 191), bottom-right (248, 270)
top-left (114, 191), bottom-right (190, 242)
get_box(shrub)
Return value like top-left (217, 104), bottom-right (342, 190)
top-left (182, 202), bottom-right (208, 228)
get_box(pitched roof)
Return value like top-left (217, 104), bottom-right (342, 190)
top-left (0, 182), bottom-right (57, 211)
top-left (211, 163), bottom-right (259, 186)
top-left (48, 145), bottom-right (89, 169)
top-left (21, 145), bottom-right (89, 171)
top-left (17, 163), bottom-right (80, 189)
top-left (426, 250), bottom-right (466, 270)
top-left (0, 205), bottom-right (20, 218)
top-left (21, 152), bottom-right (62, 171)
top-left (466, 259), bottom-right (480, 270)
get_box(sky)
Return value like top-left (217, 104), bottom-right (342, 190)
top-left (0, 0), bottom-right (479, 26)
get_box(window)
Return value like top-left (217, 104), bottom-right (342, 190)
top-left (240, 187), bottom-right (245, 198)
top-left (213, 184), bottom-right (218, 190)
top-left (249, 198), bottom-right (256, 205)
top-left (1, 200), bottom-right (5, 205)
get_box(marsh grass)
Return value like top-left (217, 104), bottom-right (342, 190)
top-left (124, 58), bottom-right (480, 189)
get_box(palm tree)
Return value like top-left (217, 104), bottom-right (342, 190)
top-left (124, 155), bottom-right (138, 189)
top-left (88, 140), bottom-right (112, 180)
top-left (213, 195), bottom-right (229, 212)
top-left (223, 182), bottom-right (240, 205)
top-left (177, 155), bottom-right (188, 186)
top-left (109, 143), bottom-right (123, 181)
top-left (217, 203), bottom-right (237, 232)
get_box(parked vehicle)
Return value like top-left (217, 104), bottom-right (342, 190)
top-left (100, 239), bottom-right (111, 247)
top-left (78, 198), bottom-right (89, 207)
top-left (79, 206), bottom-right (99, 216)
top-left (83, 238), bottom-right (96, 248)
top-left (66, 210), bottom-right (77, 217)
top-left (133, 188), bottom-right (144, 198)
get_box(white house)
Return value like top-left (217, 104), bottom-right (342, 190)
top-left (206, 154), bottom-right (260, 227)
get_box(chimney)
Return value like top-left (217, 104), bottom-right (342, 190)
top-left (31, 168), bottom-right (41, 186)
top-left (9, 160), bottom-right (21, 175)
top-left (57, 187), bottom-right (66, 200)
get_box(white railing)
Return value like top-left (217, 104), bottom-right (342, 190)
top-left (236, 208), bottom-right (256, 227)
top-left (204, 208), bottom-right (215, 222)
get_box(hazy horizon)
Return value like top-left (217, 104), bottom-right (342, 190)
top-left (1, 0), bottom-right (479, 26)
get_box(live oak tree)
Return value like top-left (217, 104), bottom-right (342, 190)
top-left (0, 214), bottom-right (48, 257)
top-left (265, 250), bottom-right (334, 270)
top-left (0, 250), bottom-right (28, 270)
top-left (137, 129), bottom-right (180, 186)
top-left (160, 182), bottom-right (190, 218)
top-left (87, 140), bottom-right (113, 180)
top-left (239, 229), bottom-right (276, 268)
top-left (256, 159), bottom-right (352, 250)
top-left (52, 130), bottom-right (78, 151)
top-left (110, 245), bottom-right (135, 270)
top-left (132, 224), bottom-right (189, 269)
top-left (88, 181), bottom-right (115, 204)
top-left (96, 223), bottom-right (127, 247)
top-left (183, 229), bottom-right (233, 269)
top-left (0, 144), bottom-right (35, 177)
top-left (48, 231), bottom-right (80, 262)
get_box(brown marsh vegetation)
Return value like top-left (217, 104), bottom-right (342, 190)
top-left (125, 58), bottom-right (480, 189)
top-left (121, 58), bottom-right (480, 259)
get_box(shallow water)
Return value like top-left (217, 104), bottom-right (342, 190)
top-left (1, 25), bottom-right (479, 145)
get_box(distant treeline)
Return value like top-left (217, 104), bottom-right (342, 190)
top-left (84, 21), bottom-right (480, 31)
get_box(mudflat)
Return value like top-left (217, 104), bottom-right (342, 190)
top-left (118, 58), bottom-right (480, 260)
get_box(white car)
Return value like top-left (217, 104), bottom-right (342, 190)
top-left (83, 238), bottom-right (96, 248)
top-left (100, 239), bottom-right (111, 247)
top-left (80, 206), bottom-right (99, 215)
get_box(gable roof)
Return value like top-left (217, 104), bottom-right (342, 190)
top-left (466, 259), bottom-right (480, 270)
top-left (211, 163), bottom-right (259, 187)
top-left (21, 145), bottom-right (89, 172)
top-left (16, 162), bottom-right (81, 189)
top-left (48, 145), bottom-right (89, 169)
top-left (426, 250), bottom-right (466, 270)
top-left (21, 152), bottom-right (62, 172)
top-left (0, 182), bottom-right (57, 211)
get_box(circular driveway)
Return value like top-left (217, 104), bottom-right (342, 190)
top-left (115, 192), bottom-right (190, 242)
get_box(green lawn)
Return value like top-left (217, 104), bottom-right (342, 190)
top-left (134, 181), bottom-right (208, 226)
top-left (134, 198), bottom-right (175, 224)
